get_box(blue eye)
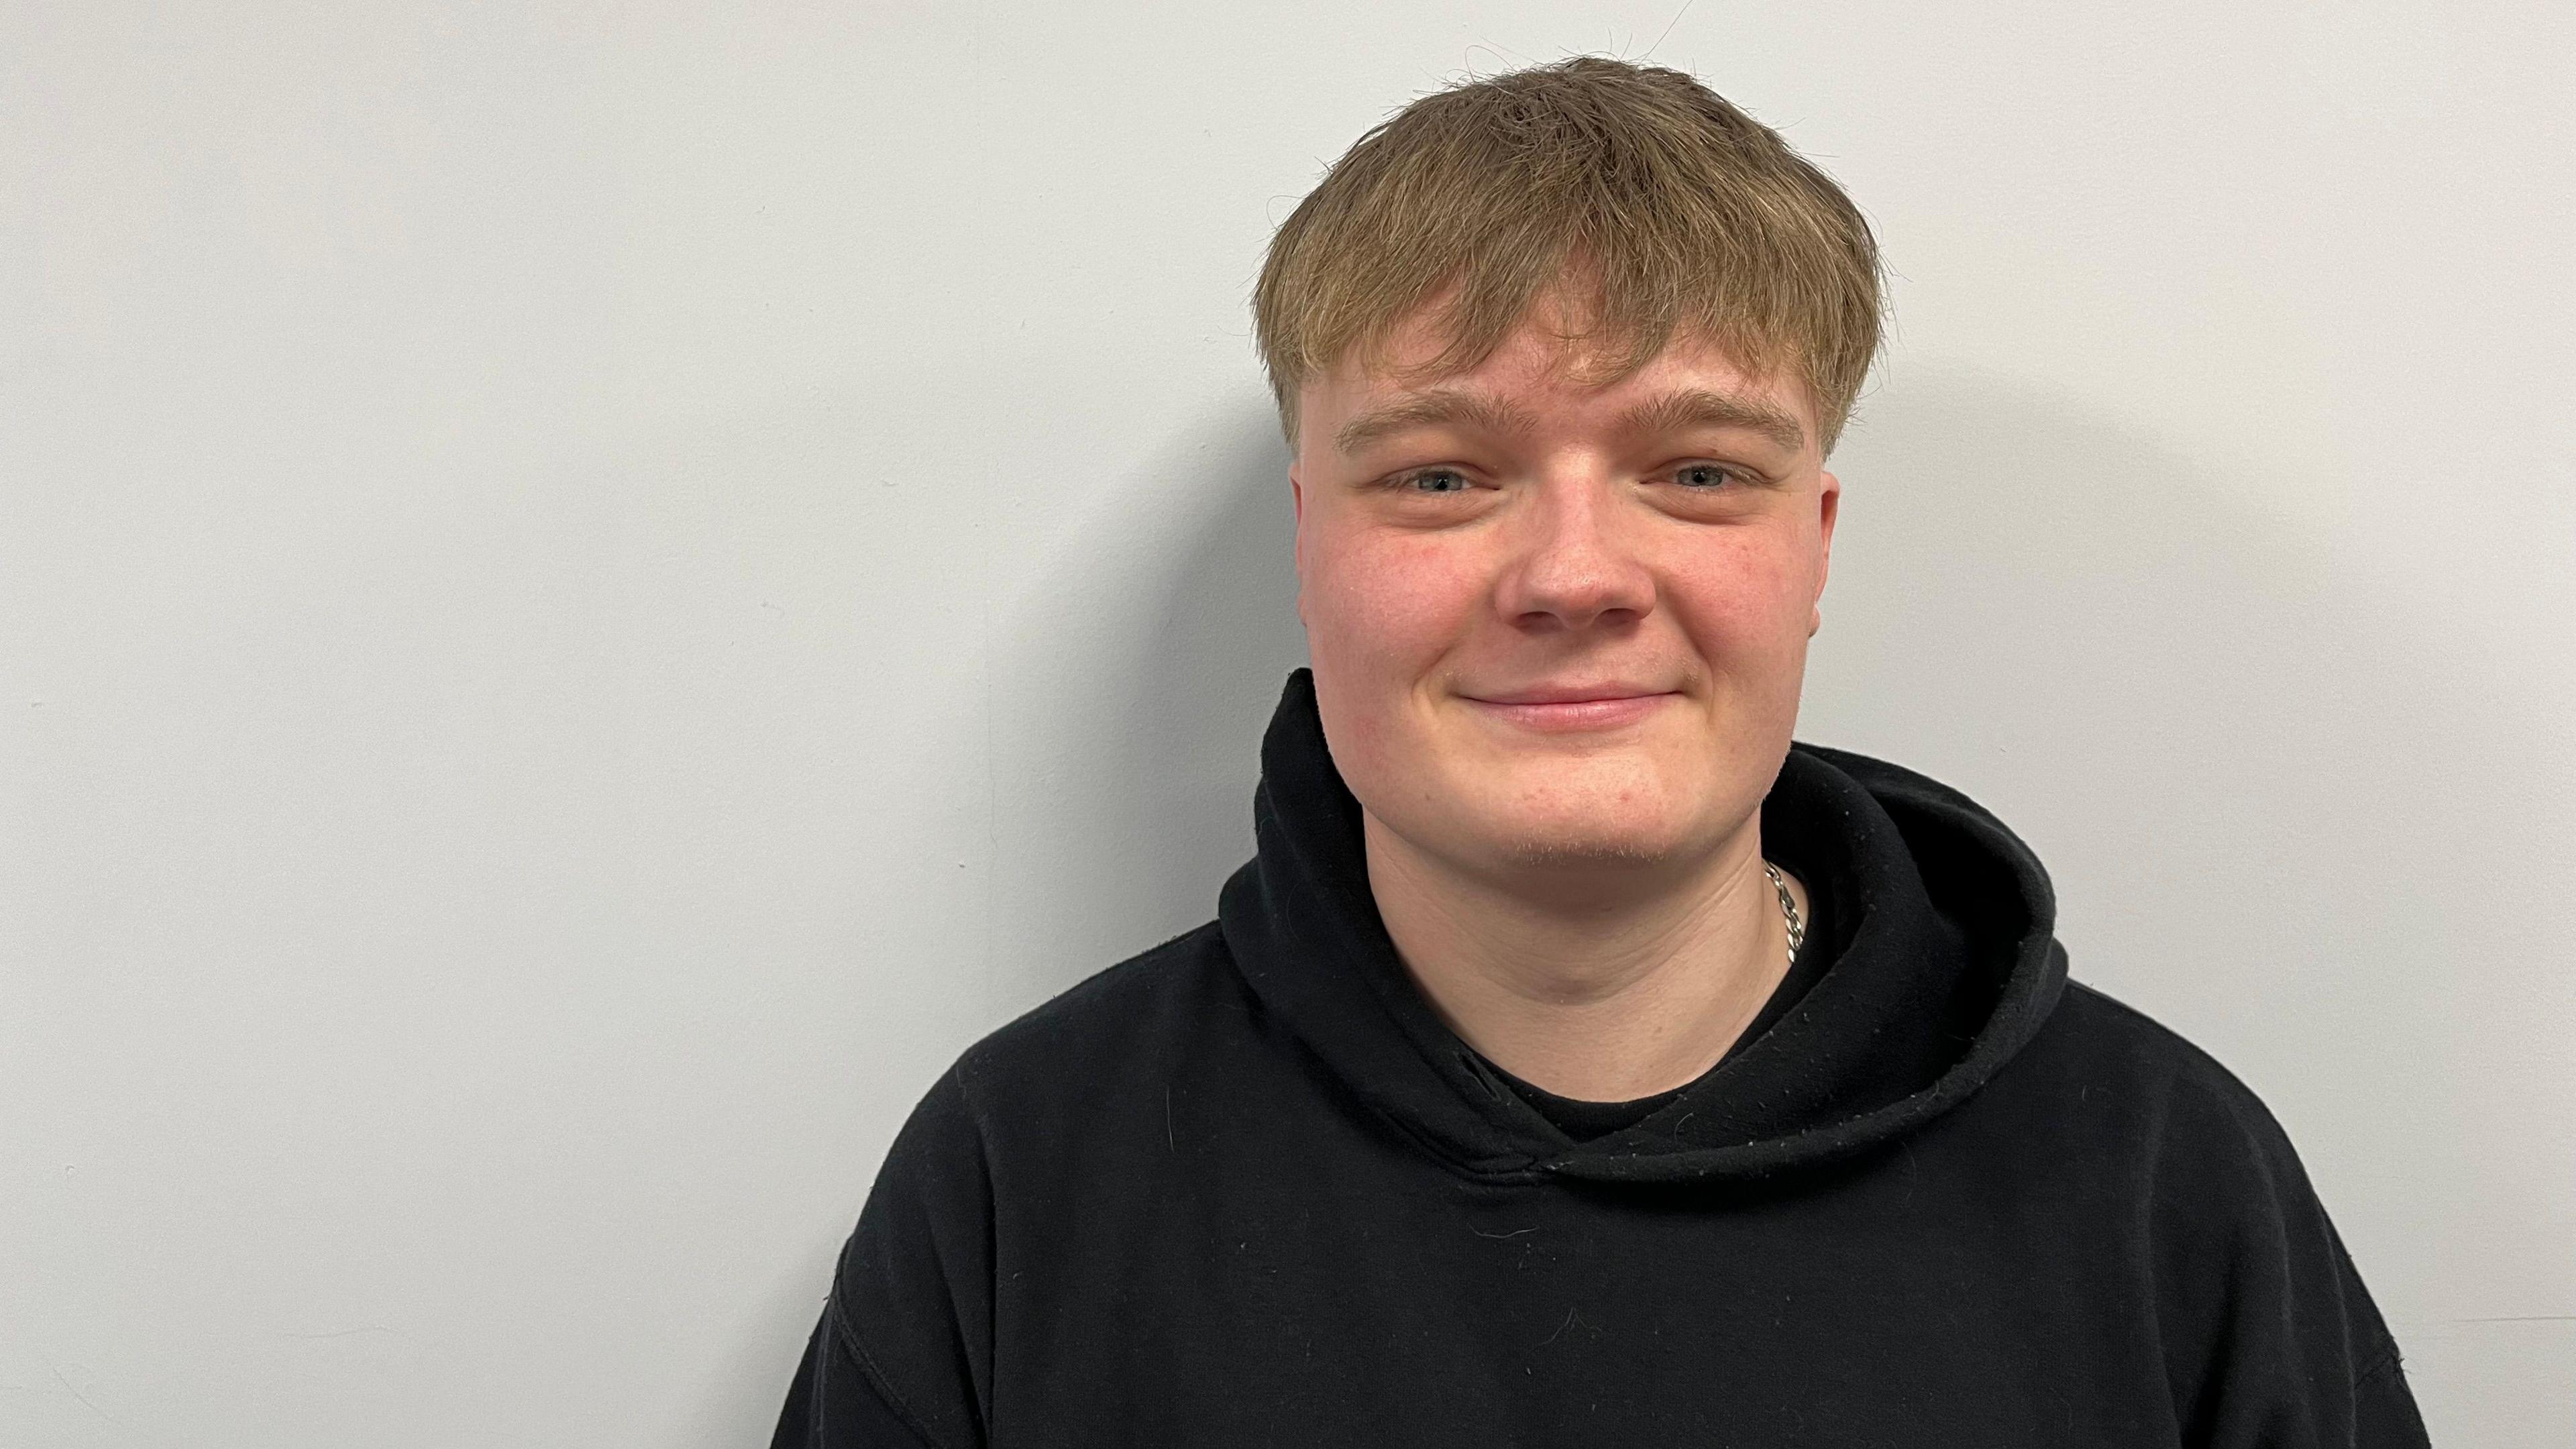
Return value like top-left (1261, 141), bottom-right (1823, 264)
top-left (1673, 463), bottom-right (1738, 489)
top-left (1396, 468), bottom-right (1472, 494)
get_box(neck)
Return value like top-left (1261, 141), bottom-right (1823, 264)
top-left (1362, 809), bottom-right (1809, 1103)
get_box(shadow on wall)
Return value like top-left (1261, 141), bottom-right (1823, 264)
top-left (683, 1236), bottom-right (841, 1448)
top-left (972, 402), bottom-right (1309, 992)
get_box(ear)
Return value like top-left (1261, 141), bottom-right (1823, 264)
top-left (1289, 460), bottom-right (1307, 626)
top-left (1812, 468), bottom-right (1840, 637)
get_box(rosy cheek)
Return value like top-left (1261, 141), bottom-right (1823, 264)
top-left (1682, 537), bottom-right (1801, 608)
top-left (1649, 545), bottom-right (1799, 667)
top-left (1316, 530), bottom-right (1482, 657)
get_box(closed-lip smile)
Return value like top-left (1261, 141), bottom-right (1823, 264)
top-left (1468, 682), bottom-right (1670, 704)
top-left (1462, 685), bottom-right (1678, 732)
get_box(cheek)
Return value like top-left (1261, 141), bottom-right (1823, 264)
top-left (1662, 537), bottom-right (1813, 652)
top-left (1305, 527), bottom-right (1483, 669)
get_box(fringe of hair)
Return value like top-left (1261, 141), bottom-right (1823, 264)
top-left (1252, 56), bottom-right (1886, 457)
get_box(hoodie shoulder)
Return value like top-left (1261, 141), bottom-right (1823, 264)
top-left (819, 923), bottom-right (1242, 1449)
top-left (2043, 979), bottom-right (2303, 1143)
top-left (949, 920), bottom-right (1247, 1112)
top-left (2024, 978), bottom-right (2319, 1170)
top-left (1991, 977), bottom-right (2354, 1256)
top-left (2023, 980), bottom-right (2412, 1390)
top-left (2046, 979), bottom-right (2246, 1085)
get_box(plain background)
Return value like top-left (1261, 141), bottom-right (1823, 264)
top-left (5, 2), bottom-right (2570, 1444)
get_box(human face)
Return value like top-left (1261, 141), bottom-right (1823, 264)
top-left (1288, 291), bottom-right (1838, 895)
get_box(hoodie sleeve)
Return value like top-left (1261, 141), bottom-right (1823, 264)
top-left (2148, 1061), bottom-right (2431, 1448)
top-left (771, 1064), bottom-right (996, 1449)
top-left (768, 1307), bottom-right (941, 1449)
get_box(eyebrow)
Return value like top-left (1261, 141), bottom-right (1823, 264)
top-left (1333, 388), bottom-right (1542, 456)
top-left (1332, 384), bottom-right (1807, 458)
top-left (1616, 387), bottom-right (1809, 456)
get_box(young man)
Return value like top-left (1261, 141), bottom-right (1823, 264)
top-left (773, 57), bottom-right (2430, 1447)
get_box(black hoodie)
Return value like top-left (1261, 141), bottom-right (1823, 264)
top-left (773, 668), bottom-right (2430, 1448)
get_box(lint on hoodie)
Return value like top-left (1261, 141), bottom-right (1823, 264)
top-left (771, 667), bottom-right (2430, 1448)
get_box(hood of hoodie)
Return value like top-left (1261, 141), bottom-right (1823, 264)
top-left (1216, 668), bottom-right (2070, 1186)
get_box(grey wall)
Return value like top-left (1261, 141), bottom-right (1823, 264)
top-left (5, 3), bottom-right (2568, 1444)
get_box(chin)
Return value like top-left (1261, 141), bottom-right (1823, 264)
top-left (1492, 833), bottom-right (1672, 873)
top-left (1467, 800), bottom-right (1683, 871)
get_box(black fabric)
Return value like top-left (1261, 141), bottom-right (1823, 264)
top-left (1479, 1055), bottom-right (1687, 1142)
top-left (1472, 849), bottom-right (1845, 1142)
top-left (775, 667), bottom-right (2428, 1448)
top-left (770, 1311), bottom-right (934, 1449)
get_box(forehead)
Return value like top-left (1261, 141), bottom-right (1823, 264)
top-left (1305, 299), bottom-right (1816, 460)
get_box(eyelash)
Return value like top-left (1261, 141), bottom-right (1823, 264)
top-left (1383, 462), bottom-right (1752, 494)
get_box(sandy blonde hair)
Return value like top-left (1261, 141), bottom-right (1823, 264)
top-left (1252, 56), bottom-right (1885, 457)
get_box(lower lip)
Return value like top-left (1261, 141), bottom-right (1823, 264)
top-left (1465, 693), bottom-right (1678, 733)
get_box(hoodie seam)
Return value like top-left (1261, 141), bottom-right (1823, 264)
top-left (2351, 1340), bottom-right (2402, 1388)
top-left (828, 1297), bottom-right (964, 1449)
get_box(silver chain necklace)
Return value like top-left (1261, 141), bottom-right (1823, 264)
top-left (1762, 860), bottom-right (1805, 969)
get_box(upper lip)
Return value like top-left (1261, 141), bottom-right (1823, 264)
top-left (1469, 682), bottom-right (1675, 705)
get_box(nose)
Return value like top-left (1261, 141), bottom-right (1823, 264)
top-left (1491, 471), bottom-right (1656, 633)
